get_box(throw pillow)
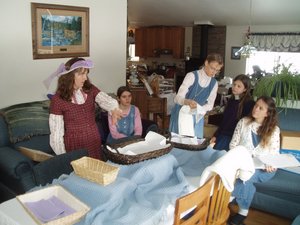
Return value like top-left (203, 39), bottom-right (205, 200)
top-left (1, 100), bottom-right (50, 143)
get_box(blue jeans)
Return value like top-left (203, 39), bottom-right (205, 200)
top-left (232, 169), bottom-right (276, 210)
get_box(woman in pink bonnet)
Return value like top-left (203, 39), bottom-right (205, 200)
top-left (46, 57), bottom-right (122, 159)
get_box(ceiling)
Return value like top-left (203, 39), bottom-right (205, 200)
top-left (128, 0), bottom-right (300, 28)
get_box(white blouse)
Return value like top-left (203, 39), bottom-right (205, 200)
top-left (49, 90), bottom-right (118, 155)
top-left (229, 117), bottom-right (280, 157)
top-left (174, 68), bottom-right (218, 113)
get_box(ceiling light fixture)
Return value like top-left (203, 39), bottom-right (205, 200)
top-left (235, 0), bottom-right (256, 58)
top-left (193, 20), bottom-right (214, 26)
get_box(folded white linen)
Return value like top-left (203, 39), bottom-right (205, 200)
top-left (199, 145), bottom-right (255, 192)
top-left (178, 105), bottom-right (205, 136)
top-left (109, 131), bottom-right (170, 155)
top-left (178, 105), bottom-right (194, 136)
top-left (170, 132), bottom-right (206, 145)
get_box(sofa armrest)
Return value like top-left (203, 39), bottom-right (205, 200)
top-left (0, 146), bottom-right (34, 179)
top-left (33, 149), bottom-right (88, 186)
top-left (0, 146), bottom-right (36, 194)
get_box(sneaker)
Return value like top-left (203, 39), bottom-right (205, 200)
top-left (227, 213), bottom-right (246, 225)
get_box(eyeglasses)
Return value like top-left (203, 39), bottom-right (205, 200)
top-left (208, 64), bottom-right (221, 74)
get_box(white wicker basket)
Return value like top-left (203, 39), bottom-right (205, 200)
top-left (17, 185), bottom-right (90, 225)
top-left (71, 156), bottom-right (119, 185)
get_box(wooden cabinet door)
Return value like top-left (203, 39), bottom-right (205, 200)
top-left (145, 28), bottom-right (156, 57)
top-left (162, 27), bottom-right (173, 50)
top-left (170, 27), bottom-right (185, 58)
top-left (161, 27), bottom-right (185, 58)
top-left (135, 26), bottom-right (184, 58)
top-left (135, 28), bottom-right (147, 57)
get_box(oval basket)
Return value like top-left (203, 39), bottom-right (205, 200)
top-left (167, 137), bottom-right (210, 151)
top-left (103, 138), bottom-right (173, 165)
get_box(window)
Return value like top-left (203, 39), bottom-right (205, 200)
top-left (246, 51), bottom-right (300, 75)
top-left (128, 44), bottom-right (139, 61)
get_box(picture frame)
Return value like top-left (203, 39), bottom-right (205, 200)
top-left (231, 46), bottom-right (241, 60)
top-left (31, 3), bottom-right (89, 59)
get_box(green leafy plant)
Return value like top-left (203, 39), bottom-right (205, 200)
top-left (253, 63), bottom-right (300, 108)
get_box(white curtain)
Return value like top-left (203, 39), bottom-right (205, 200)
top-left (249, 34), bottom-right (300, 52)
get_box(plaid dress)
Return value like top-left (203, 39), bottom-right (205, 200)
top-left (50, 85), bottom-right (102, 159)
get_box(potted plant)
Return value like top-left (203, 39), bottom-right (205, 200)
top-left (253, 63), bottom-right (300, 109)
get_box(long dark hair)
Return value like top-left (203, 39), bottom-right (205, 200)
top-left (248, 96), bottom-right (278, 147)
top-left (232, 74), bottom-right (253, 119)
top-left (57, 57), bottom-right (92, 101)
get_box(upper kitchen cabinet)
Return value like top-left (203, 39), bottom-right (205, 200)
top-left (135, 26), bottom-right (185, 58)
top-left (135, 28), bottom-right (147, 58)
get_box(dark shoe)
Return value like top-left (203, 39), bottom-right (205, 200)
top-left (227, 213), bottom-right (246, 225)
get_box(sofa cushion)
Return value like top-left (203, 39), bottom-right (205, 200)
top-left (1, 100), bottom-right (50, 144)
top-left (254, 169), bottom-right (300, 202)
top-left (252, 191), bottom-right (300, 219)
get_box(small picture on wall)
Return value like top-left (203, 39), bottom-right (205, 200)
top-left (231, 46), bottom-right (241, 60)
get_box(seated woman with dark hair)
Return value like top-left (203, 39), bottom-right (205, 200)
top-left (228, 96), bottom-right (280, 225)
top-left (106, 86), bottom-right (143, 144)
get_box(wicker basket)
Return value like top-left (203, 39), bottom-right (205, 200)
top-left (166, 132), bottom-right (210, 151)
top-left (17, 185), bottom-right (90, 225)
top-left (71, 157), bottom-right (119, 185)
top-left (103, 138), bottom-right (173, 165)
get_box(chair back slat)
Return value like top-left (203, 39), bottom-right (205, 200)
top-left (207, 175), bottom-right (231, 225)
top-left (147, 96), bottom-right (168, 133)
top-left (174, 175), bottom-right (216, 225)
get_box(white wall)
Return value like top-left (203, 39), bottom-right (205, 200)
top-left (0, 0), bottom-right (127, 108)
top-left (224, 25), bottom-right (300, 78)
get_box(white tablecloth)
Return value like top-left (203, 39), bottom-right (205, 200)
top-left (0, 198), bottom-right (36, 225)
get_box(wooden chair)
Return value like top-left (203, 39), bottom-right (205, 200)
top-left (174, 175), bottom-right (216, 225)
top-left (146, 96), bottom-right (168, 134)
top-left (207, 174), bottom-right (231, 225)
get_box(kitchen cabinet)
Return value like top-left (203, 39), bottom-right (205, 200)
top-left (135, 26), bottom-right (185, 58)
top-left (135, 28), bottom-right (147, 58)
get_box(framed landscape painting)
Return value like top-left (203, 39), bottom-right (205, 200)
top-left (31, 3), bottom-right (89, 59)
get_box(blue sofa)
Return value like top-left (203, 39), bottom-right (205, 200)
top-left (0, 100), bottom-right (88, 202)
top-left (0, 100), bottom-right (158, 203)
top-left (251, 107), bottom-right (300, 220)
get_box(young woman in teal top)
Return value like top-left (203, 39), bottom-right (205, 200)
top-left (107, 86), bottom-right (142, 144)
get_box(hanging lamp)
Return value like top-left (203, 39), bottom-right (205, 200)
top-left (235, 0), bottom-right (257, 58)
